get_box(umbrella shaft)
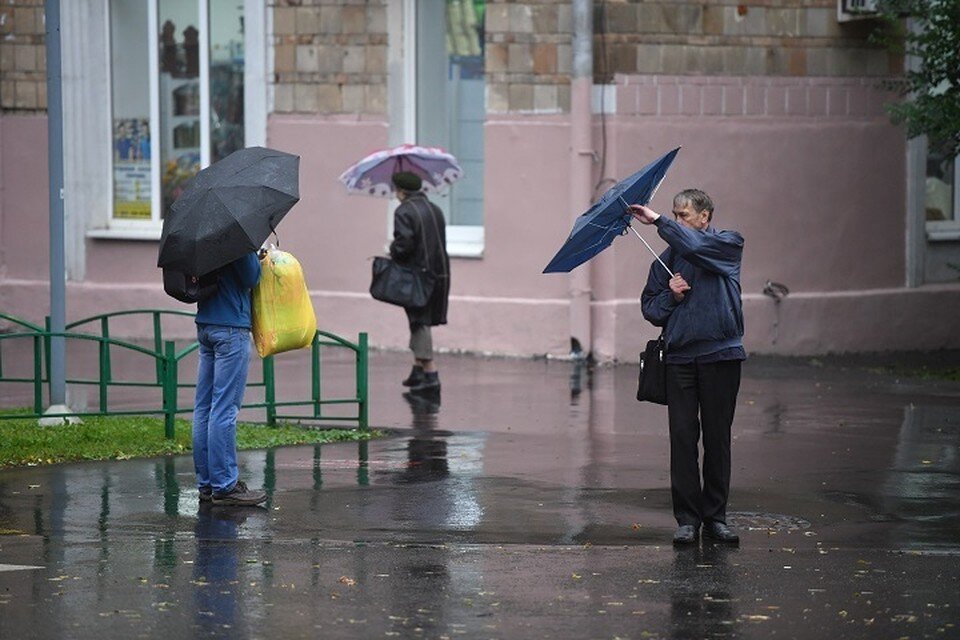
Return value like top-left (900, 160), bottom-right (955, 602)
top-left (629, 225), bottom-right (674, 278)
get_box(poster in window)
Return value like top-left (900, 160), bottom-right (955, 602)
top-left (113, 118), bottom-right (152, 220)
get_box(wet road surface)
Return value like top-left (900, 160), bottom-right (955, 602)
top-left (0, 352), bottom-right (958, 638)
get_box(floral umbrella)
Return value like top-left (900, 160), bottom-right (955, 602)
top-left (338, 143), bottom-right (463, 197)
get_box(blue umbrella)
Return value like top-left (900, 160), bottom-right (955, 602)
top-left (543, 147), bottom-right (680, 274)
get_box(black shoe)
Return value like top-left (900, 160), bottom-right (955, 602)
top-left (402, 365), bottom-right (425, 387)
top-left (702, 521), bottom-right (739, 544)
top-left (408, 371), bottom-right (440, 393)
top-left (198, 486), bottom-right (213, 503)
top-left (672, 524), bottom-right (699, 545)
top-left (212, 480), bottom-right (267, 506)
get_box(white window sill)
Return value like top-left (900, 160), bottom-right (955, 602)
top-left (447, 225), bottom-right (483, 259)
top-left (448, 242), bottom-right (484, 259)
top-left (87, 227), bottom-right (162, 241)
top-left (926, 226), bottom-right (960, 242)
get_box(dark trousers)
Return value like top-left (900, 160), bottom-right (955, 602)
top-left (665, 360), bottom-right (742, 527)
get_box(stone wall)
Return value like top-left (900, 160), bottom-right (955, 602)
top-left (595, 1), bottom-right (895, 80)
top-left (270, 0), bottom-right (388, 115)
top-left (486, 1), bottom-right (573, 114)
top-left (0, 0), bottom-right (46, 112)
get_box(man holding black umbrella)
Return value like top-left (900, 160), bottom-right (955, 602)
top-left (630, 190), bottom-right (745, 546)
top-left (158, 147), bottom-right (301, 507)
top-left (193, 252), bottom-right (267, 507)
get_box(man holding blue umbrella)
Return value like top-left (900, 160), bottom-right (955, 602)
top-left (630, 190), bottom-right (745, 546)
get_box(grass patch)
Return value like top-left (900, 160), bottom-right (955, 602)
top-left (877, 365), bottom-right (960, 382)
top-left (0, 413), bottom-right (381, 468)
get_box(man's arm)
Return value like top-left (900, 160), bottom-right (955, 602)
top-left (654, 216), bottom-right (743, 277)
top-left (235, 252), bottom-right (261, 289)
top-left (641, 253), bottom-right (679, 327)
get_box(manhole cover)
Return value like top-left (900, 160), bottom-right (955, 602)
top-left (727, 512), bottom-right (811, 532)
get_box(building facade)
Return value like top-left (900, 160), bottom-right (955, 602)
top-left (1, 0), bottom-right (958, 360)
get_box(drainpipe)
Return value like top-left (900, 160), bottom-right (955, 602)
top-left (569, 0), bottom-right (593, 358)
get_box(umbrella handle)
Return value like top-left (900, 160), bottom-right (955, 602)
top-left (618, 196), bottom-right (674, 278)
top-left (269, 219), bottom-right (280, 248)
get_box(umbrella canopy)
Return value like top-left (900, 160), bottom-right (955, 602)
top-left (339, 143), bottom-right (463, 197)
top-left (158, 146), bottom-right (300, 276)
top-left (542, 147), bottom-right (680, 274)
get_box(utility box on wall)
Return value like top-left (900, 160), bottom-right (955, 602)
top-left (837, 0), bottom-right (880, 22)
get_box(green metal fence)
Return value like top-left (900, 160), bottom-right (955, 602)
top-left (0, 309), bottom-right (368, 437)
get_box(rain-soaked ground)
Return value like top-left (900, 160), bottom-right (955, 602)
top-left (0, 350), bottom-right (958, 639)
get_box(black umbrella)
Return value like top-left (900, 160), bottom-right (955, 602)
top-left (157, 146), bottom-right (300, 276)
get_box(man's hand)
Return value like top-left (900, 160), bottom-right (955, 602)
top-left (669, 273), bottom-right (690, 302)
top-left (628, 204), bottom-right (660, 225)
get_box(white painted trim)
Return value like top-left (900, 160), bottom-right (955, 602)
top-left (446, 225), bottom-right (484, 258)
top-left (926, 224), bottom-right (960, 242)
top-left (245, 0), bottom-right (267, 147)
top-left (148, 0), bottom-right (161, 224)
top-left (591, 84), bottom-right (616, 115)
top-left (86, 227), bottom-right (161, 241)
top-left (199, 0), bottom-right (211, 168)
top-left (61, 0), bottom-right (113, 280)
top-left (402, 0), bottom-right (417, 143)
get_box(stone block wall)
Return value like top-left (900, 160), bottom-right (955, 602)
top-left (271, 0), bottom-right (388, 115)
top-left (0, 0), bottom-right (47, 112)
top-left (486, 1), bottom-right (573, 114)
top-left (595, 1), bottom-right (895, 80)
top-left (614, 74), bottom-right (893, 119)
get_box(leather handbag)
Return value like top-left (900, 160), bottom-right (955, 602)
top-left (369, 256), bottom-right (436, 308)
top-left (370, 198), bottom-right (440, 309)
top-left (636, 334), bottom-right (667, 405)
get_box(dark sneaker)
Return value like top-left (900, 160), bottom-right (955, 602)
top-left (212, 480), bottom-right (266, 506)
top-left (402, 365), bottom-right (425, 387)
top-left (702, 521), bottom-right (739, 544)
top-left (408, 371), bottom-right (440, 393)
top-left (198, 486), bottom-right (213, 503)
top-left (672, 524), bottom-right (699, 545)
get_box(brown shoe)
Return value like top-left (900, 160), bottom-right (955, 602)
top-left (212, 480), bottom-right (266, 506)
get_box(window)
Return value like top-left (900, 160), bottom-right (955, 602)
top-left (108, 0), bottom-right (245, 228)
top-left (925, 147), bottom-right (960, 241)
top-left (414, 0), bottom-right (485, 256)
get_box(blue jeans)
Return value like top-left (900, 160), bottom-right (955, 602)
top-left (193, 324), bottom-right (251, 494)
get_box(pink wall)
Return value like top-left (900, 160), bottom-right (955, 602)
top-left (0, 115), bottom-right (50, 281)
top-left (3, 83), bottom-right (960, 359)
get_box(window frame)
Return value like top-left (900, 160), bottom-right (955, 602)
top-left (398, 0), bottom-right (485, 259)
top-left (925, 150), bottom-right (960, 241)
top-left (90, 0), bottom-right (264, 239)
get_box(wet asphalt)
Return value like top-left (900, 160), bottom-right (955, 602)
top-left (0, 351), bottom-right (958, 639)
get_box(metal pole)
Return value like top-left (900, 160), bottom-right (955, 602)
top-left (569, 0), bottom-right (593, 358)
top-left (45, 0), bottom-right (66, 406)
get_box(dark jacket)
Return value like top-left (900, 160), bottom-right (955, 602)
top-left (195, 252), bottom-right (261, 329)
top-left (641, 216), bottom-right (744, 363)
top-left (389, 193), bottom-right (450, 326)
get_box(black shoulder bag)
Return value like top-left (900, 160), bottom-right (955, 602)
top-left (636, 251), bottom-right (674, 405)
top-left (370, 200), bottom-right (438, 308)
top-left (636, 334), bottom-right (667, 404)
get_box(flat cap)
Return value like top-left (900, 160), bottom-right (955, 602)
top-left (391, 171), bottom-right (423, 192)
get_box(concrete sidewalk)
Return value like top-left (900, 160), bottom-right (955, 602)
top-left (0, 352), bottom-right (958, 638)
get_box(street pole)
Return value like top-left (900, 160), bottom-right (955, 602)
top-left (45, 0), bottom-right (66, 410)
top-left (569, 0), bottom-right (594, 359)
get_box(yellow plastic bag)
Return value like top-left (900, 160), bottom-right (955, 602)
top-left (252, 247), bottom-right (317, 358)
